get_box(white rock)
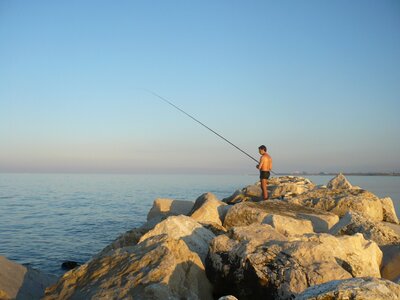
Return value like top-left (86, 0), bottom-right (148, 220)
top-left (139, 215), bottom-right (215, 262)
top-left (223, 200), bottom-right (338, 233)
top-left (0, 256), bottom-right (57, 300)
top-left (296, 277), bottom-right (400, 300)
top-left (44, 235), bottom-right (213, 300)
top-left (288, 188), bottom-right (384, 222)
top-left (263, 214), bottom-right (314, 236)
top-left (147, 198), bottom-right (194, 221)
top-left (327, 173), bottom-right (353, 189)
top-left (207, 232), bottom-right (382, 299)
top-left (380, 197), bottom-right (399, 224)
top-left (329, 211), bottom-right (400, 246)
top-left (190, 192), bottom-right (228, 225)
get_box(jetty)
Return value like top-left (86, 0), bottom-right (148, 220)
top-left (1, 174), bottom-right (400, 299)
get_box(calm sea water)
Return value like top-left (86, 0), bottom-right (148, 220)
top-left (0, 173), bottom-right (399, 276)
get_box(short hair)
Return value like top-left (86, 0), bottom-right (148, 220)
top-left (258, 145), bottom-right (267, 151)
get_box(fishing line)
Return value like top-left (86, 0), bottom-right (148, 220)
top-left (146, 89), bottom-right (276, 175)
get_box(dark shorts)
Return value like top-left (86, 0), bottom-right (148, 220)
top-left (260, 171), bottom-right (270, 180)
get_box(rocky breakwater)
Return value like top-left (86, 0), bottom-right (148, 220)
top-left (43, 174), bottom-right (400, 300)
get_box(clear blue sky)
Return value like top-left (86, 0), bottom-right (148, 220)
top-left (1, 0), bottom-right (399, 174)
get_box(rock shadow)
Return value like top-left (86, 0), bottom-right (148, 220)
top-left (15, 267), bottom-right (57, 300)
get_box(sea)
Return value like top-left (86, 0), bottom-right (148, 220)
top-left (0, 173), bottom-right (399, 277)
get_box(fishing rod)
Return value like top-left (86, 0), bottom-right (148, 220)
top-left (146, 90), bottom-right (277, 175)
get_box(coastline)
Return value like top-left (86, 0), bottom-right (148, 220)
top-left (2, 174), bottom-right (400, 299)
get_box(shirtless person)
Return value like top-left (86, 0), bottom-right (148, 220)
top-left (257, 145), bottom-right (272, 200)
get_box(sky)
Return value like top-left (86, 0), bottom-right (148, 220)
top-left (0, 0), bottom-right (399, 174)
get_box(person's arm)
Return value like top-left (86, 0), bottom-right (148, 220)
top-left (257, 156), bottom-right (264, 170)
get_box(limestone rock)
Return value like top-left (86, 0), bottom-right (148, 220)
top-left (223, 176), bottom-right (315, 203)
top-left (269, 176), bottom-right (316, 199)
top-left (327, 173), bottom-right (353, 189)
top-left (329, 211), bottom-right (400, 246)
top-left (200, 222), bottom-right (228, 236)
top-left (296, 277), bottom-right (400, 300)
top-left (288, 188), bottom-right (384, 222)
top-left (223, 185), bottom-right (261, 203)
top-left (147, 198), bottom-right (194, 222)
top-left (263, 214), bottom-right (314, 237)
top-left (380, 244), bottom-right (400, 282)
top-left (190, 192), bottom-right (228, 225)
top-left (94, 227), bottom-right (148, 258)
top-left (206, 232), bottom-right (382, 299)
top-left (139, 215), bottom-right (215, 262)
top-left (380, 197), bottom-right (399, 224)
top-left (223, 200), bottom-right (338, 233)
top-left (0, 256), bottom-right (57, 300)
top-left (44, 234), bottom-right (213, 300)
top-left (229, 224), bottom-right (287, 244)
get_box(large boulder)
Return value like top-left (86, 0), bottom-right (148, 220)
top-left (223, 176), bottom-right (315, 203)
top-left (223, 200), bottom-right (339, 233)
top-left (380, 197), bottom-right (399, 224)
top-left (147, 198), bottom-right (194, 222)
top-left (328, 212), bottom-right (400, 283)
top-left (329, 211), bottom-right (400, 246)
top-left (288, 188), bottom-right (384, 222)
top-left (296, 277), bottom-right (400, 300)
top-left (229, 224), bottom-right (287, 243)
top-left (0, 256), bottom-right (57, 300)
top-left (381, 244), bottom-right (400, 282)
top-left (94, 227), bottom-right (148, 258)
top-left (327, 173), bottom-right (353, 189)
top-left (44, 234), bottom-right (213, 300)
top-left (190, 192), bottom-right (229, 226)
top-left (139, 215), bottom-right (215, 262)
top-left (269, 176), bottom-right (316, 199)
top-left (263, 214), bottom-right (314, 237)
top-left (206, 232), bottom-right (382, 299)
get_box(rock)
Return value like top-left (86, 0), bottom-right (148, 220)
top-left (288, 188), bottom-right (384, 222)
top-left (329, 211), bottom-right (400, 246)
top-left (218, 296), bottom-right (239, 300)
top-left (61, 261), bottom-right (81, 271)
top-left (44, 234), bottom-right (213, 300)
top-left (147, 198), bottom-right (194, 222)
top-left (223, 176), bottom-right (315, 203)
top-left (0, 256), bottom-right (57, 300)
top-left (263, 214), bottom-right (314, 236)
top-left (296, 277), bottom-right (400, 300)
top-left (139, 215), bottom-right (215, 263)
top-left (94, 227), bottom-right (148, 258)
top-left (223, 184), bottom-right (261, 203)
top-left (380, 244), bottom-right (400, 282)
top-left (223, 200), bottom-right (338, 233)
top-left (206, 232), bottom-right (382, 299)
top-left (190, 192), bottom-right (228, 225)
top-left (380, 197), bottom-right (399, 224)
top-left (329, 212), bottom-right (400, 282)
top-left (269, 176), bottom-right (316, 199)
top-left (327, 173), bottom-right (353, 189)
top-left (200, 222), bottom-right (228, 236)
top-left (229, 223), bottom-right (287, 243)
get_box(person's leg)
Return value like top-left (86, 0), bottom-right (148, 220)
top-left (261, 178), bottom-right (268, 200)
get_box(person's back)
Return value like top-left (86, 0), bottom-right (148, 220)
top-left (259, 152), bottom-right (272, 171)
